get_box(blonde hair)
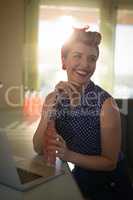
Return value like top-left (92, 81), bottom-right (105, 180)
top-left (61, 27), bottom-right (102, 59)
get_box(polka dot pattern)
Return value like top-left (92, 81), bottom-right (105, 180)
top-left (55, 81), bottom-right (111, 156)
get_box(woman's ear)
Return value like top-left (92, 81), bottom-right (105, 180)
top-left (61, 56), bottom-right (66, 70)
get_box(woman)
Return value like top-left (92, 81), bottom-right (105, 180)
top-left (33, 27), bottom-right (133, 199)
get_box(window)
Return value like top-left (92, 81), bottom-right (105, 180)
top-left (114, 10), bottom-right (133, 98)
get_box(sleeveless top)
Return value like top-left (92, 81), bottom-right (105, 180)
top-left (55, 80), bottom-right (111, 156)
top-left (54, 81), bottom-right (130, 198)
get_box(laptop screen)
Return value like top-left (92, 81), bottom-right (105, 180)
top-left (16, 168), bottom-right (42, 184)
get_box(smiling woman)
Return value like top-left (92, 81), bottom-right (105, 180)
top-left (63, 45), bottom-right (97, 83)
top-left (61, 32), bottom-right (100, 86)
top-left (33, 27), bottom-right (133, 200)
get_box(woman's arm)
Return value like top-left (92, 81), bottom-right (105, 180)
top-left (48, 97), bottom-right (121, 171)
top-left (33, 91), bottom-right (57, 154)
top-left (33, 114), bottom-right (48, 154)
top-left (33, 81), bottom-right (80, 155)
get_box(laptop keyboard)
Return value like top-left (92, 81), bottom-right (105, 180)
top-left (17, 168), bottom-right (42, 184)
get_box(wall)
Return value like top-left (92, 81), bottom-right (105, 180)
top-left (0, 0), bottom-right (24, 109)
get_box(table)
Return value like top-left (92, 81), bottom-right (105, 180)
top-left (0, 110), bottom-right (84, 200)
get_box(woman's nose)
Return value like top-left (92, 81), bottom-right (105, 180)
top-left (81, 57), bottom-right (89, 68)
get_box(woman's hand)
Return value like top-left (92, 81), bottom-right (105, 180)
top-left (55, 81), bottom-right (80, 95)
top-left (45, 128), bottom-right (69, 161)
top-left (55, 81), bottom-right (81, 106)
top-left (55, 134), bottom-right (70, 160)
top-left (41, 81), bottom-right (78, 118)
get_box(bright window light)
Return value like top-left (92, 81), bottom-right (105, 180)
top-left (38, 16), bottom-right (77, 92)
top-left (114, 10), bottom-right (133, 98)
top-left (38, 16), bottom-right (76, 50)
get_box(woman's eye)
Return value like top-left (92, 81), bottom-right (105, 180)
top-left (89, 57), bottom-right (97, 62)
top-left (73, 54), bottom-right (81, 59)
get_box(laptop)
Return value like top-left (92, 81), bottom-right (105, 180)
top-left (0, 131), bottom-right (64, 191)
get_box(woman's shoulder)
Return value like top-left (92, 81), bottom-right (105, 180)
top-left (94, 82), bottom-right (111, 98)
top-left (86, 81), bottom-right (113, 108)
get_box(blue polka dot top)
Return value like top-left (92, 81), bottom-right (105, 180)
top-left (55, 80), bottom-right (111, 156)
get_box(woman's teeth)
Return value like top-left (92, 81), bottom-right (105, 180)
top-left (76, 70), bottom-right (88, 76)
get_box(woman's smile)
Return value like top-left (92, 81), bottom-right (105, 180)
top-left (75, 69), bottom-right (88, 76)
top-left (62, 42), bottom-right (98, 86)
top-left (73, 68), bottom-right (90, 82)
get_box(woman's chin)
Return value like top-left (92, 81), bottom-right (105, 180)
top-left (74, 78), bottom-right (89, 86)
top-left (68, 76), bottom-right (90, 87)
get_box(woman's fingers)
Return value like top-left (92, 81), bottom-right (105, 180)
top-left (68, 81), bottom-right (80, 94)
top-left (55, 81), bottom-right (69, 97)
top-left (55, 81), bottom-right (80, 97)
top-left (46, 135), bottom-right (63, 148)
top-left (47, 121), bottom-right (56, 132)
top-left (45, 134), bottom-right (67, 159)
top-left (47, 145), bottom-right (65, 159)
top-left (46, 138), bottom-right (59, 147)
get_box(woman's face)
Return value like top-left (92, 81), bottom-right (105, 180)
top-left (62, 42), bottom-right (98, 86)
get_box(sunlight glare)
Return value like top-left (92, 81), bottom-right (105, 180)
top-left (38, 15), bottom-right (77, 77)
top-left (38, 15), bottom-right (77, 49)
